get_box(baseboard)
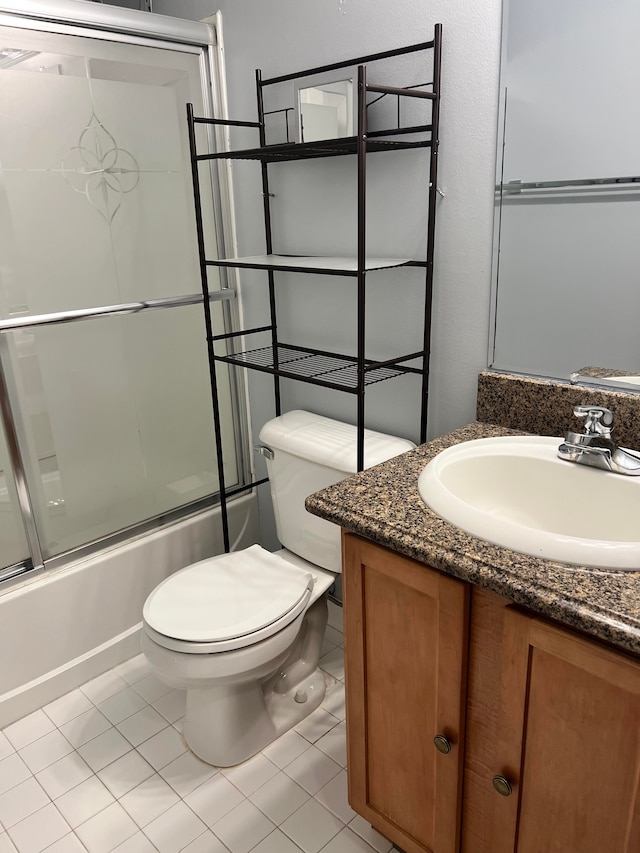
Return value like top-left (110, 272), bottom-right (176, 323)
top-left (0, 625), bottom-right (143, 729)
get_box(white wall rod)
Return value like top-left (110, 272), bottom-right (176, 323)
top-left (0, 290), bottom-right (236, 334)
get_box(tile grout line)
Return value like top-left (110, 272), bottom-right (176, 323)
top-left (0, 636), bottom-right (380, 853)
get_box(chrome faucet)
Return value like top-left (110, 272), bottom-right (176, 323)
top-left (558, 406), bottom-right (640, 475)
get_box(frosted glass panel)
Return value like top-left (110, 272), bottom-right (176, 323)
top-left (0, 25), bottom-right (213, 316)
top-left (0, 24), bottom-right (237, 563)
top-left (24, 305), bottom-right (235, 557)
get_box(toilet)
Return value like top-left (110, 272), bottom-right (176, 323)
top-left (141, 410), bottom-right (414, 766)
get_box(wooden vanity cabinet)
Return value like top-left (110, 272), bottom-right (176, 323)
top-left (342, 532), bottom-right (640, 853)
top-left (488, 607), bottom-right (640, 853)
top-left (342, 532), bottom-right (470, 853)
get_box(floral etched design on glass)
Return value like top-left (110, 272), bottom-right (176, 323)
top-left (62, 112), bottom-right (140, 223)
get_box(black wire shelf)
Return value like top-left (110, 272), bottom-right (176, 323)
top-left (213, 344), bottom-right (422, 392)
top-left (197, 134), bottom-right (433, 164)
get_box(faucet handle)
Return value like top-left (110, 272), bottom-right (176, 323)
top-left (573, 405), bottom-right (613, 436)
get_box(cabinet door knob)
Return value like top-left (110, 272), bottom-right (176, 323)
top-left (492, 775), bottom-right (513, 797)
top-left (433, 735), bottom-right (452, 754)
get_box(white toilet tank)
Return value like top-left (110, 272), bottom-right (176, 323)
top-left (258, 410), bottom-right (415, 573)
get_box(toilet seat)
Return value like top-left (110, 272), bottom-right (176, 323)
top-left (143, 545), bottom-right (314, 654)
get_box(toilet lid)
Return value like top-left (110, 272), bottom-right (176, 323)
top-left (143, 545), bottom-right (314, 644)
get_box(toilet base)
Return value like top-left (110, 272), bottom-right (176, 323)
top-left (180, 596), bottom-right (329, 767)
top-left (183, 666), bottom-right (327, 767)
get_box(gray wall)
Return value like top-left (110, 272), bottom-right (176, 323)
top-left (154, 0), bottom-right (502, 546)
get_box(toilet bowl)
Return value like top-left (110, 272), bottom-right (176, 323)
top-left (142, 546), bottom-right (334, 766)
top-left (141, 410), bottom-right (415, 766)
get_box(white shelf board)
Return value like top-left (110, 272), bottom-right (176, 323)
top-left (217, 254), bottom-right (412, 271)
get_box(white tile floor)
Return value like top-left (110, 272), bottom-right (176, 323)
top-left (0, 609), bottom-right (399, 853)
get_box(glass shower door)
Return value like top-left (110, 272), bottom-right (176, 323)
top-left (0, 22), bottom-right (239, 569)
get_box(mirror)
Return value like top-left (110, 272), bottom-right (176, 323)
top-left (569, 367), bottom-right (640, 390)
top-left (294, 73), bottom-right (354, 143)
top-left (489, 0), bottom-right (640, 389)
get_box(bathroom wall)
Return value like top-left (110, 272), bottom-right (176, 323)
top-left (153, 0), bottom-right (502, 545)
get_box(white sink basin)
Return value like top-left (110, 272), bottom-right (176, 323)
top-left (418, 435), bottom-right (640, 570)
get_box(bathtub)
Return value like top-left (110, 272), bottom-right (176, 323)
top-left (0, 493), bottom-right (259, 727)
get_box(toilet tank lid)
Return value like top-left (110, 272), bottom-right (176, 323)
top-left (259, 410), bottom-right (415, 474)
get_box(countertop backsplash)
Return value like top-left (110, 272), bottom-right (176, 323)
top-left (477, 371), bottom-right (640, 449)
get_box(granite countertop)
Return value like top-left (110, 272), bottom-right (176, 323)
top-left (305, 422), bottom-right (640, 656)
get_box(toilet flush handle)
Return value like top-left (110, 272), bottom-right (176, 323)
top-left (255, 445), bottom-right (274, 461)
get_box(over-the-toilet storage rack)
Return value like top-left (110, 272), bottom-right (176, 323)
top-left (187, 24), bottom-right (442, 552)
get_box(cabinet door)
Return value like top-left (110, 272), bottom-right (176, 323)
top-left (490, 607), bottom-right (640, 853)
top-left (343, 533), bottom-right (469, 853)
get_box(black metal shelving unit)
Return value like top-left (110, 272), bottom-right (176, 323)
top-left (188, 24), bottom-right (442, 552)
